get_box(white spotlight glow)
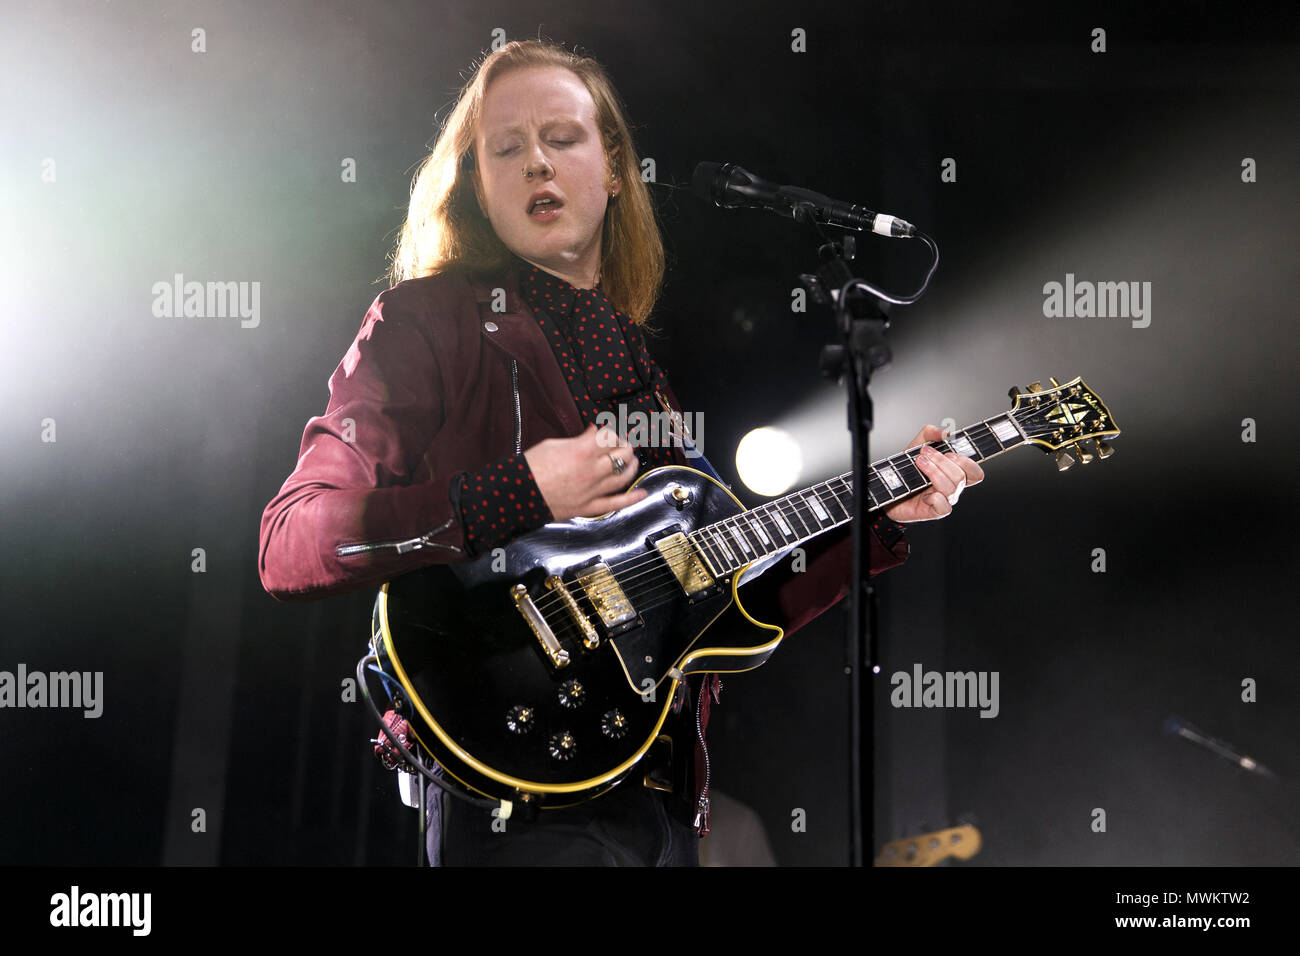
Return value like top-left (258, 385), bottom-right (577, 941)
top-left (735, 427), bottom-right (803, 496)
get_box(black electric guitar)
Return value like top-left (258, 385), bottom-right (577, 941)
top-left (367, 377), bottom-right (1119, 807)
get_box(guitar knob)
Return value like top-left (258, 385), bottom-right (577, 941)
top-left (506, 705), bottom-right (535, 735)
top-left (548, 731), bottom-right (577, 761)
top-left (1055, 450), bottom-right (1076, 471)
top-left (1075, 441), bottom-right (1095, 464)
top-left (557, 679), bottom-right (586, 709)
top-left (1096, 440), bottom-right (1115, 459)
top-left (601, 709), bottom-right (628, 740)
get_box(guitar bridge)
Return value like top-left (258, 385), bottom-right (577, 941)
top-left (511, 583), bottom-right (570, 669)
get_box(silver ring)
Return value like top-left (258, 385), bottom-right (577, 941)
top-left (609, 452), bottom-right (627, 476)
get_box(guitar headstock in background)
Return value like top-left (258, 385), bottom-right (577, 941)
top-left (874, 824), bottom-right (983, 867)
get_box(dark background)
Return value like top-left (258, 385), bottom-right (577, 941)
top-left (2, 0), bottom-right (1296, 866)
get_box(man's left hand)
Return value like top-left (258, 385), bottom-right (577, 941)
top-left (883, 424), bottom-right (985, 524)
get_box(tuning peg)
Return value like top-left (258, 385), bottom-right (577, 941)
top-left (1008, 386), bottom-right (1024, 400)
top-left (1055, 449), bottom-right (1076, 471)
top-left (1075, 441), bottom-right (1095, 464)
top-left (1096, 441), bottom-right (1115, 459)
top-left (1048, 377), bottom-right (1061, 387)
top-left (1027, 382), bottom-right (1045, 393)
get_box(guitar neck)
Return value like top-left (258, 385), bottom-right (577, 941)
top-left (688, 412), bottom-right (1028, 579)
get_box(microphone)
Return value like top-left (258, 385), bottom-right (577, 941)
top-left (1163, 714), bottom-right (1276, 779)
top-left (691, 161), bottom-right (916, 238)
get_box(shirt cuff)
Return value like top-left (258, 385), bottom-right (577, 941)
top-left (451, 452), bottom-right (554, 558)
top-left (870, 512), bottom-right (906, 552)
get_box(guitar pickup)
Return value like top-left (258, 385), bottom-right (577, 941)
top-left (511, 583), bottom-right (570, 669)
top-left (654, 532), bottom-right (715, 596)
top-left (574, 562), bottom-right (636, 632)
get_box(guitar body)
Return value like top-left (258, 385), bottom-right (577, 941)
top-left (364, 377), bottom-right (1120, 809)
top-left (372, 466), bottom-right (784, 806)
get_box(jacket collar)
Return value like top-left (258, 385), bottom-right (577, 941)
top-left (463, 261), bottom-right (585, 435)
top-left (467, 260), bottom-right (527, 315)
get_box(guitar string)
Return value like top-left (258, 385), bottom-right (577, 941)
top-left (526, 429), bottom-right (986, 612)
top-left (527, 418), bottom-right (1075, 619)
top-left (548, 478), bottom-right (871, 627)
top-left (533, 460), bottom-right (930, 616)
top-left (528, 444), bottom-right (972, 618)
top-left (527, 478), bottom-right (858, 616)
top-left (533, 422), bottom-right (1084, 639)
top-left (533, 426), bottom-right (1074, 639)
top-left (524, 425), bottom-right (1020, 616)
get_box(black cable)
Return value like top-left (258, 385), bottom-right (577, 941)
top-left (793, 202), bottom-right (940, 307)
top-left (355, 650), bottom-right (499, 813)
top-left (832, 230), bottom-right (939, 306)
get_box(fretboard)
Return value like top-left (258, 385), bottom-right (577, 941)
top-left (688, 412), bottom-right (1027, 579)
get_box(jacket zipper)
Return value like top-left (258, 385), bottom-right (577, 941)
top-left (693, 685), bottom-right (711, 834)
top-left (510, 358), bottom-right (522, 454)
top-left (692, 675), bottom-right (722, 835)
top-left (336, 517), bottom-right (461, 557)
top-left (654, 388), bottom-right (691, 443)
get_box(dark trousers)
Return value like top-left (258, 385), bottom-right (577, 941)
top-left (426, 780), bottom-right (700, 867)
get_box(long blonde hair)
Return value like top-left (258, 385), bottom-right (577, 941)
top-left (386, 40), bottom-right (664, 325)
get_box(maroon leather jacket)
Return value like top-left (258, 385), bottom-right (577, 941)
top-left (258, 266), bottom-right (908, 625)
top-left (258, 264), bottom-right (909, 838)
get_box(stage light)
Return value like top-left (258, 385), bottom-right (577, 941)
top-left (735, 426), bottom-right (803, 496)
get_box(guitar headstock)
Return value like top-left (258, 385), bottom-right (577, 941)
top-left (874, 824), bottom-right (983, 867)
top-left (1008, 376), bottom-right (1121, 471)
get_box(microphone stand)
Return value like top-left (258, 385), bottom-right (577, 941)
top-left (795, 205), bottom-right (892, 867)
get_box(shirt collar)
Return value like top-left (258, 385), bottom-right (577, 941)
top-left (514, 254), bottom-right (613, 318)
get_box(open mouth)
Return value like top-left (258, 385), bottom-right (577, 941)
top-left (528, 197), bottom-right (564, 218)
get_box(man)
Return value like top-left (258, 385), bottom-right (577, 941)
top-left (259, 39), bottom-right (982, 865)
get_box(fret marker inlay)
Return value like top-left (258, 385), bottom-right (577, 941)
top-left (951, 436), bottom-right (976, 457)
top-left (991, 419), bottom-right (1018, 443)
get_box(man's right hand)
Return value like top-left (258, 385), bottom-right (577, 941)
top-left (524, 423), bottom-right (648, 521)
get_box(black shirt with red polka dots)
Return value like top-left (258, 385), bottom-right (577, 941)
top-left (451, 258), bottom-right (682, 557)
